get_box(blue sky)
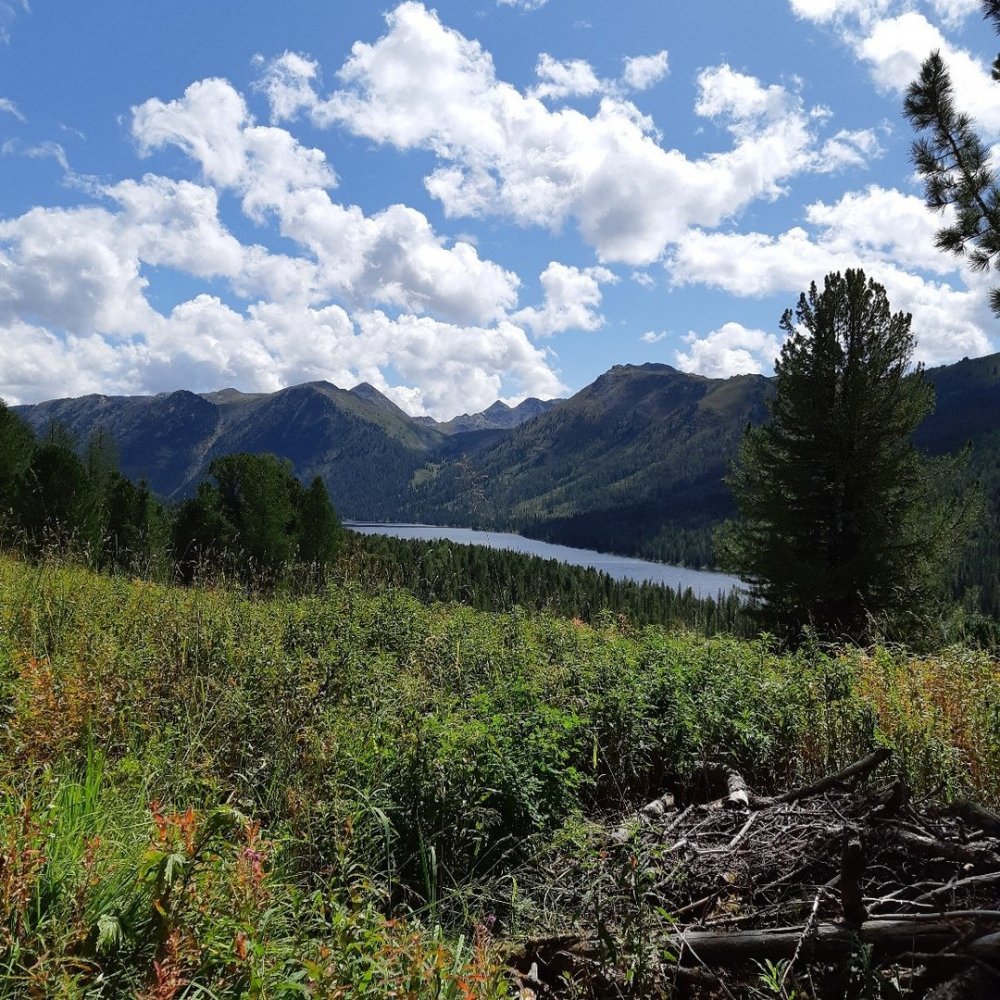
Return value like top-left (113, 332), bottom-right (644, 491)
top-left (0, 0), bottom-right (997, 418)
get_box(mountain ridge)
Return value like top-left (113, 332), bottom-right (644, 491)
top-left (12, 354), bottom-right (1000, 596)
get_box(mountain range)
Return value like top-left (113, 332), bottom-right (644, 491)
top-left (13, 352), bottom-right (1000, 589)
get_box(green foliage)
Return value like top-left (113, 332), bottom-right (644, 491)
top-left (721, 270), bottom-right (976, 642)
top-left (15, 442), bottom-right (100, 554)
top-left (0, 557), bottom-right (998, 995)
top-left (905, 5), bottom-right (1000, 314)
top-left (0, 402), bottom-right (34, 524)
top-left (297, 476), bottom-right (343, 568)
top-left (172, 453), bottom-right (343, 585)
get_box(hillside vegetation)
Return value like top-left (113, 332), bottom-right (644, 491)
top-left (2, 555), bottom-right (998, 996)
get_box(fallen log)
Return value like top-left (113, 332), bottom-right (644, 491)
top-left (948, 800), bottom-right (1000, 837)
top-left (505, 918), bottom-right (1000, 975)
top-left (769, 747), bottom-right (892, 807)
top-left (891, 829), bottom-right (1000, 871)
top-left (670, 918), bottom-right (973, 966)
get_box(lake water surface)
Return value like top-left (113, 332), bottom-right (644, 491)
top-left (347, 522), bottom-right (744, 599)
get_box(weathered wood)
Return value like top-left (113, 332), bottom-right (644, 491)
top-left (769, 747), bottom-right (892, 806)
top-left (949, 800), bottom-right (1000, 837)
top-left (891, 829), bottom-right (1000, 870)
top-left (669, 919), bottom-right (966, 966)
top-left (913, 873), bottom-right (1000, 906)
top-left (505, 919), bottom-right (996, 972)
top-left (639, 790), bottom-right (676, 822)
top-left (840, 832), bottom-right (868, 926)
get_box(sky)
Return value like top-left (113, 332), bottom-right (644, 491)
top-left (0, 0), bottom-right (998, 419)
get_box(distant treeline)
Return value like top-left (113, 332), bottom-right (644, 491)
top-left (336, 531), bottom-right (750, 635)
top-left (0, 401), bottom-right (749, 634)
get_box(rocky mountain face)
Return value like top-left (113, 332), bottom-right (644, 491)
top-left (414, 396), bottom-right (559, 434)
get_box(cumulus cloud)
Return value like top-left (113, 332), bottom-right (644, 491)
top-left (131, 77), bottom-right (521, 325)
top-left (669, 185), bottom-right (995, 364)
top-left (641, 330), bottom-right (668, 343)
top-left (817, 127), bottom-right (885, 170)
top-left (791, 2), bottom-right (1000, 135)
top-left (513, 262), bottom-right (617, 336)
top-left (252, 50), bottom-right (320, 123)
top-left (257, 4), bottom-right (882, 265)
top-left (0, 66), bottom-right (580, 417)
top-left (694, 64), bottom-right (797, 129)
top-left (622, 51), bottom-right (669, 91)
top-left (531, 54), bottom-right (604, 101)
top-left (790, 0), bottom-right (978, 29)
top-left (788, 0), bottom-right (895, 26)
top-left (675, 322), bottom-right (782, 378)
top-left (929, 0), bottom-right (981, 26)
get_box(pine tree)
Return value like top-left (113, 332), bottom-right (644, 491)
top-left (296, 476), bottom-right (342, 568)
top-left (720, 270), bottom-right (974, 641)
top-left (0, 401), bottom-right (35, 523)
top-left (904, 1), bottom-right (1000, 314)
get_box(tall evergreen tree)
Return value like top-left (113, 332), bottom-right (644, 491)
top-left (720, 270), bottom-right (973, 641)
top-left (904, 1), bottom-right (1000, 314)
top-left (0, 401), bottom-right (35, 525)
top-left (296, 476), bottom-right (343, 567)
top-left (16, 443), bottom-right (100, 554)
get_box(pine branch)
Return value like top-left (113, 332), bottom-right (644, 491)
top-left (904, 33), bottom-right (1000, 314)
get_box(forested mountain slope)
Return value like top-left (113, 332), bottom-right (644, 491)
top-left (920, 354), bottom-right (1000, 615)
top-left (15, 381), bottom-right (444, 520)
top-left (407, 364), bottom-right (773, 566)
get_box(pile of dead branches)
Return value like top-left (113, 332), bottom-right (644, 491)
top-left (509, 749), bottom-right (1000, 998)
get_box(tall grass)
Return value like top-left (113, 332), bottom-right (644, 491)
top-left (0, 554), bottom-right (997, 995)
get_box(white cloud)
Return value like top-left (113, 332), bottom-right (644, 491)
top-left (930, 0), bottom-right (981, 26)
top-left (0, 65), bottom-right (579, 417)
top-left (790, 0), bottom-right (978, 29)
top-left (622, 51), bottom-right (669, 91)
top-left (817, 126), bottom-right (885, 170)
top-left (260, 4), bottom-right (878, 266)
top-left (252, 50), bottom-right (320, 122)
top-left (0, 0), bottom-right (28, 44)
top-left (791, 3), bottom-right (1000, 136)
top-left (497, 0), bottom-right (549, 9)
top-left (0, 204), bottom-right (159, 335)
top-left (788, 0), bottom-right (894, 26)
top-left (804, 184), bottom-right (956, 272)
top-left (352, 311), bottom-right (566, 415)
top-left (668, 186), bottom-right (995, 364)
top-left (641, 330), bottom-right (667, 343)
top-left (676, 322), bottom-right (782, 378)
top-left (513, 262), bottom-right (617, 336)
top-left (531, 54), bottom-right (603, 101)
top-left (1, 138), bottom-right (71, 174)
top-left (694, 64), bottom-right (796, 129)
top-left (0, 97), bottom-right (24, 121)
top-left (133, 78), bottom-right (253, 188)
top-left (860, 12), bottom-right (1000, 133)
top-left (131, 77), bottom-right (521, 325)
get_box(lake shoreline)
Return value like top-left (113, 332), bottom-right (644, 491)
top-left (345, 521), bottom-right (745, 599)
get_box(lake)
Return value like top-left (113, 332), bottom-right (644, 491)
top-left (346, 522), bottom-right (745, 598)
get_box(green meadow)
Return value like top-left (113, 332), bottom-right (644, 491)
top-left (1, 555), bottom-right (998, 996)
